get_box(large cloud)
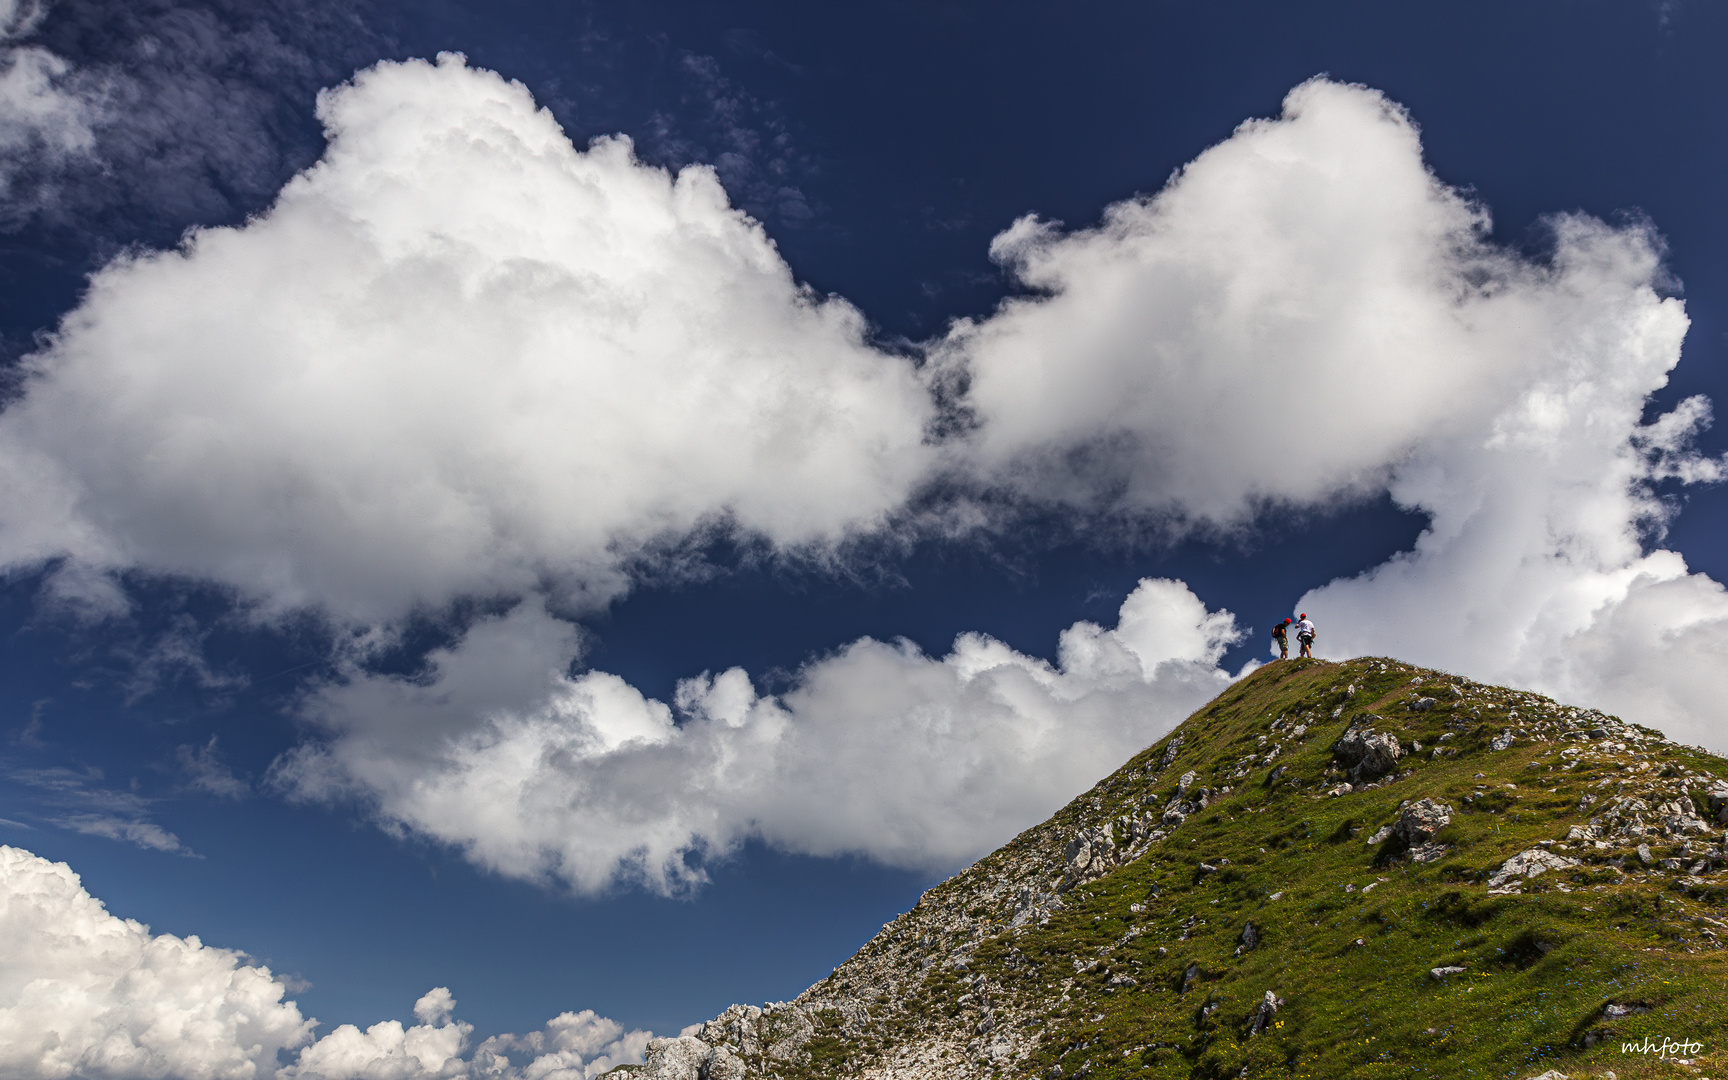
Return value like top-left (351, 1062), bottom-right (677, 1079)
top-left (0, 53), bottom-right (933, 620)
top-left (0, 845), bottom-right (651, 1080)
top-left (0, 844), bottom-right (313, 1079)
top-left (939, 79), bottom-right (1690, 528)
top-left (273, 578), bottom-right (1239, 894)
top-left (938, 78), bottom-right (1726, 750)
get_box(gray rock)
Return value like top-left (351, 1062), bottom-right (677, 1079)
top-left (1637, 843), bottom-right (1654, 865)
top-left (705, 1047), bottom-right (747, 1080)
top-left (1180, 963), bottom-right (1201, 994)
top-left (1161, 737), bottom-right (1184, 767)
top-left (1240, 922), bottom-right (1258, 951)
top-left (1490, 730), bottom-right (1515, 751)
top-left (1430, 965), bottom-right (1468, 979)
top-left (1178, 770), bottom-right (1200, 795)
top-left (640, 1036), bottom-right (730, 1080)
top-left (1602, 1002), bottom-right (1648, 1020)
top-left (1334, 721), bottom-right (1404, 781)
top-left (1409, 697), bottom-right (1436, 712)
top-left (1064, 824), bottom-right (1118, 885)
top-left (1247, 990), bottom-right (1283, 1036)
top-left (1395, 799), bottom-right (1453, 845)
top-left (1408, 841), bottom-right (1449, 864)
top-left (1486, 848), bottom-right (1580, 890)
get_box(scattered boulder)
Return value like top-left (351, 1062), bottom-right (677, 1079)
top-left (1487, 848), bottom-right (1581, 892)
top-left (1180, 963), bottom-right (1201, 994)
top-left (639, 1037), bottom-right (747, 1080)
top-left (1064, 824), bottom-right (1118, 887)
top-left (1490, 730), bottom-right (1515, 751)
top-left (1430, 965), bottom-right (1467, 979)
top-left (1408, 842), bottom-right (1449, 864)
top-left (1395, 799), bottom-right (1453, 845)
top-left (1161, 737), bottom-right (1184, 768)
top-left (1334, 721), bottom-right (1404, 781)
top-left (1409, 696), bottom-right (1436, 712)
top-left (1247, 990), bottom-right (1284, 1036)
top-left (1707, 781), bottom-right (1728, 824)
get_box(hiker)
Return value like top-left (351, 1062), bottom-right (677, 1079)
top-left (1271, 617), bottom-right (1291, 660)
top-left (1295, 613), bottom-right (1316, 658)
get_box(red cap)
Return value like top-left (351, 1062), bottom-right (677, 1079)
top-left (1299, 613), bottom-right (1307, 618)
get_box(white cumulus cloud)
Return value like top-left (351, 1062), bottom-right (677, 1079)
top-left (0, 845), bottom-right (651, 1080)
top-left (273, 578), bottom-right (1240, 894)
top-left (0, 844), bottom-right (313, 1079)
top-left (939, 76), bottom-right (1727, 749)
top-left (0, 52), bottom-right (933, 621)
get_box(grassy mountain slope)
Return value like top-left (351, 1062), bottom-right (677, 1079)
top-left (632, 657), bottom-right (1728, 1080)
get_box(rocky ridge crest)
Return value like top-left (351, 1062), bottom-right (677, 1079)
top-left (627, 658), bottom-right (1728, 1080)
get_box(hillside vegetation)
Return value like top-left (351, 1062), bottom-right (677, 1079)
top-left (630, 658), bottom-right (1728, 1080)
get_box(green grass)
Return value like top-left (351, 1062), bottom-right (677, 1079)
top-left (731, 658), bottom-right (1728, 1079)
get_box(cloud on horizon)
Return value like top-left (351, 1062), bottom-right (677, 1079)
top-left (0, 844), bottom-right (652, 1079)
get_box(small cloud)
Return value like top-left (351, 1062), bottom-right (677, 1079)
top-left (175, 736), bottom-right (250, 799)
top-left (13, 697), bottom-right (49, 748)
top-left (9, 764), bottom-right (193, 854)
top-left (56, 813), bottom-right (195, 856)
top-left (119, 614), bottom-right (249, 706)
top-left (0, 816), bottom-right (32, 829)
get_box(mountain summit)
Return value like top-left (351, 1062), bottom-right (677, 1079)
top-left (629, 658), bottom-right (1728, 1079)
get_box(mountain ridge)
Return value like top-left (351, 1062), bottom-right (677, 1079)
top-left (626, 657), bottom-right (1728, 1080)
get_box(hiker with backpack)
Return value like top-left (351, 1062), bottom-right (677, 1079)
top-left (1295, 613), bottom-right (1316, 658)
top-left (1271, 618), bottom-right (1291, 660)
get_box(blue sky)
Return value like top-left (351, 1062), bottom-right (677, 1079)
top-left (1, 2), bottom-right (1727, 1077)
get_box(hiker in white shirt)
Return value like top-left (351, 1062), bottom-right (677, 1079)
top-left (1295, 614), bottom-right (1316, 658)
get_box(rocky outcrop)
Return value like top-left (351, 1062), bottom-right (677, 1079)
top-left (1395, 798), bottom-right (1452, 844)
top-left (636, 657), bottom-right (1728, 1080)
top-left (1333, 719), bottom-right (1404, 781)
top-left (638, 1036), bottom-right (748, 1080)
top-left (1487, 847), bottom-right (1582, 893)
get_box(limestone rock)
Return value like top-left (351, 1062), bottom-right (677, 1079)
top-left (1160, 737), bottom-right (1183, 768)
top-left (1333, 721), bottom-right (1404, 781)
top-left (1395, 799), bottom-right (1453, 845)
top-left (1408, 842), bottom-right (1449, 864)
top-left (1487, 848), bottom-right (1580, 891)
top-left (1247, 991), bottom-right (1283, 1036)
top-left (640, 1036), bottom-right (738, 1080)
